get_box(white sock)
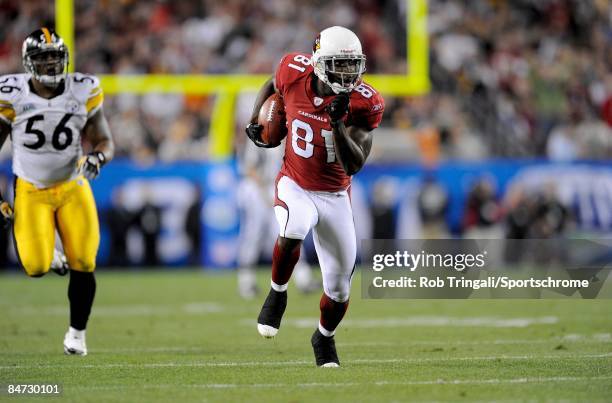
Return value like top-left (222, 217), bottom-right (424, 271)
top-left (271, 280), bottom-right (288, 292)
top-left (318, 322), bottom-right (335, 337)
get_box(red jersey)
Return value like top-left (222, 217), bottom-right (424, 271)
top-left (275, 52), bottom-right (384, 192)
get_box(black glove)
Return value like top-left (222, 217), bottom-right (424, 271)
top-left (326, 93), bottom-right (350, 124)
top-left (245, 123), bottom-right (274, 148)
top-left (79, 151), bottom-right (107, 180)
top-left (0, 196), bottom-right (13, 228)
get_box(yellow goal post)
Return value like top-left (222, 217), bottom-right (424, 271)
top-left (55, 0), bottom-right (430, 159)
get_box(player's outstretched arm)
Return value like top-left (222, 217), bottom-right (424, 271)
top-left (80, 107), bottom-right (115, 180)
top-left (327, 94), bottom-right (373, 176)
top-left (245, 76), bottom-right (277, 148)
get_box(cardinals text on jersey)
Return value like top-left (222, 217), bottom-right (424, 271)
top-left (275, 52), bottom-right (384, 192)
top-left (0, 72), bottom-right (103, 188)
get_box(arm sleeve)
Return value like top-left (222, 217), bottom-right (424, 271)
top-left (274, 55), bottom-right (290, 96)
top-left (0, 101), bottom-right (15, 124)
top-left (274, 53), bottom-right (309, 98)
top-left (348, 93), bottom-right (385, 131)
top-left (0, 75), bottom-right (21, 124)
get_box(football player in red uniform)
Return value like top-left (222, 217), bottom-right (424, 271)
top-left (246, 26), bottom-right (384, 367)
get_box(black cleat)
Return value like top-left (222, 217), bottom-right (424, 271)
top-left (256, 288), bottom-right (287, 338)
top-left (51, 267), bottom-right (68, 276)
top-left (311, 329), bottom-right (340, 367)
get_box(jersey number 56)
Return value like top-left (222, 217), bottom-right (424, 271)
top-left (23, 114), bottom-right (74, 151)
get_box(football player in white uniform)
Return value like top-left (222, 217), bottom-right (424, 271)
top-left (237, 131), bottom-right (319, 299)
top-left (0, 28), bottom-right (114, 356)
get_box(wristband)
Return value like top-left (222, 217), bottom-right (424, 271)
top-left (94, 151), bottom-right (106, 166)
top-left (330, 119), bottom-right (344, 129)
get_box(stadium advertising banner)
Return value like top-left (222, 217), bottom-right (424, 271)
top-left (3, 159), bottom-right (612, 269)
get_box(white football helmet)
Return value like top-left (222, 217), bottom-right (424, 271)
top-left (312, 26), bottom-right (366, 94)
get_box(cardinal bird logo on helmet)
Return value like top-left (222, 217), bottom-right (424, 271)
top-left (313, 35), bottom-right (321, 52)
top-left (311, 26), bottom-right (366, 94)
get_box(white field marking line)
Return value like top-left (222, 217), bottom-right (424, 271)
top-left (4, 302), bottom-right (224, 316)
top-left (0, 360), bottom-right (309, 370)
top-left (565, 333), bottom-right (612, 341)
top-left (3, 334), bottom-right (611, 356)
top-left (1, 352), bottom-right (610, 370)
top-left (68, 375), bottom-right (612, 391)
top-left (338, 334), bottom-right (612, 347)
top-left (95, 346), bottom-right (211, 353)
top-left (88, 334), bottom-right (612, 353)
top-left (239, 316), bottom-right (560, 329)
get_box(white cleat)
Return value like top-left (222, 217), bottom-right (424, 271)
top-left (51, 249), bottom-right (69, 276)
top-left (63, 327), bottom-right (87, 356)
top-left (257, 324), bottom-right (278, 338)
top-left (321, 362), bottom-right (340, 368)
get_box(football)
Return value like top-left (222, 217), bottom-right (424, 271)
top-left (258, 93), bottom-right (287, 147)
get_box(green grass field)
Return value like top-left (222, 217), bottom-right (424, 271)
top-left (0, 269), bottom-right (611, 402)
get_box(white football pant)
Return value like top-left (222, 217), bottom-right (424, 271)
top-left (274, 175), bottom-right (356, 302)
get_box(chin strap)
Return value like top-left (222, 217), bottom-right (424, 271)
top-left (36, 74), bottom-right (66, 89)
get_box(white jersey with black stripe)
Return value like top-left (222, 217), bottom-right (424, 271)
top-left (0, 72), bottom-right (103, 188)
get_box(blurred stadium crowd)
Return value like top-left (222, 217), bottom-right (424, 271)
top-left (0, 0), bottom-right (611, 268)
top-left (1, 0), bottom-right (610, 163)
top-left (429, 0), bottom-right (611, 160)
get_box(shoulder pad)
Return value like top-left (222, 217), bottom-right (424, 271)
top-left (275, 53), bottom-right (313, 95)
top-left (0, 74), bottom-right (27, 123)
top-left (69, 73), bottom-right (101, 96)
top-left (347, 81), bottom-right (385, 131)
top-left (69, 73), bottom-right (104, 116)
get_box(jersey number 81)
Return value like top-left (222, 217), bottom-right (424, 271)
top-left (291, 119), bottom-right (335, 163)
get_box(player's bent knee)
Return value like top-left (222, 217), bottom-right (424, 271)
top-left (325, 286), bottom-right (350, 303)
top-left (21, 261), bottom-right (51, 278)
top-left (329, 291), bottom-right (350, 303)
top-left (323, 274), bottom-right (352, 302)
top-left (278, 236), bottom-right (302, 251)
top-left (274, 204), bottom-right (314, 240)
top-left (68, 258), bottom-right (96, 273)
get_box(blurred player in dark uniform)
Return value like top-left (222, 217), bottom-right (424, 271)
top-left (246, 26), bottom-right (384, 367)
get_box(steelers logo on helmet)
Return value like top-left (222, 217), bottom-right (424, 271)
top-left (311, 26), bottom-right (366, 94)
top-left (22, 27), bottom-right (69, 89)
